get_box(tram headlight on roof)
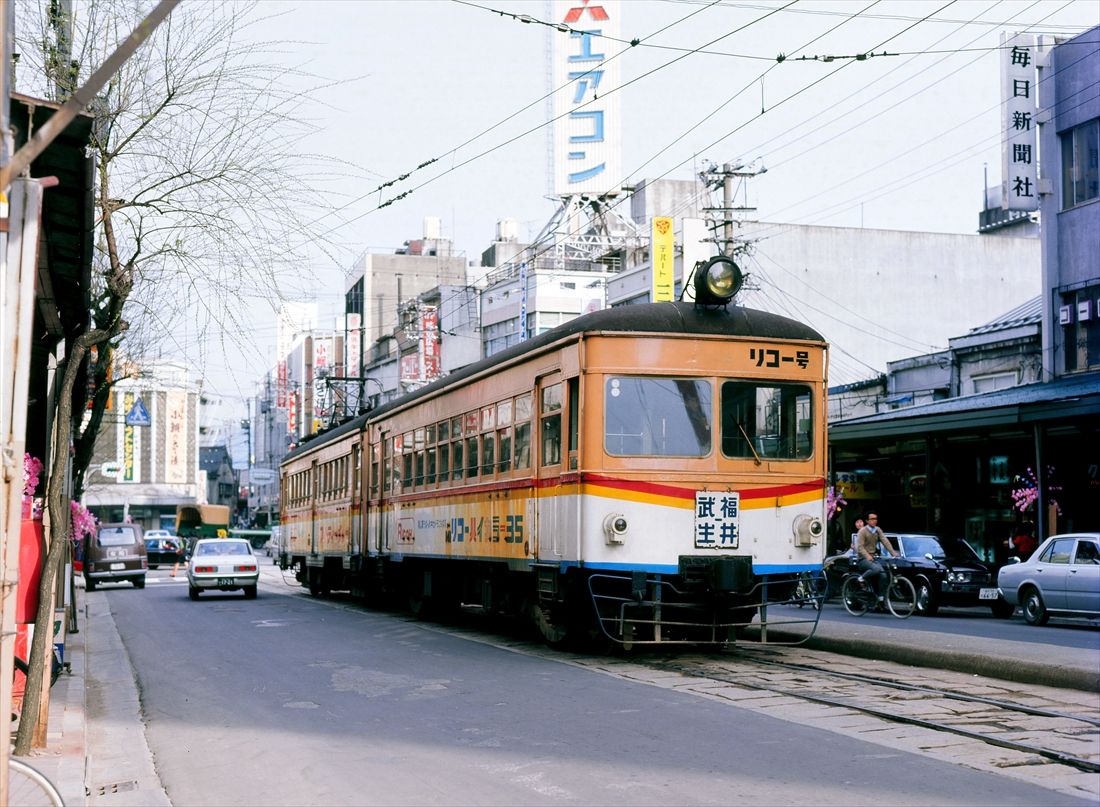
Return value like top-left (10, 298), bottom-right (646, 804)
top-left (693, 255), bottom-right (744, 306)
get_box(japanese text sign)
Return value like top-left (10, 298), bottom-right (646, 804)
top-left (695, 491), bottom-right (740, 549)
top-left (1001, 33), bottom-right (1039, 212)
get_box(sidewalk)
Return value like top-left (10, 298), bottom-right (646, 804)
top-left (10, 587), bottom-right (168, 806)
top-left (9, 584), bottom-right (1099, 805)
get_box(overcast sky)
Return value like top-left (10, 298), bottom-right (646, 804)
top-left (189, 0), bottom-right (1098, 444)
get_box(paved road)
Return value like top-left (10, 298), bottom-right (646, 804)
top-left (95, 565), bottom-right (1093, 806)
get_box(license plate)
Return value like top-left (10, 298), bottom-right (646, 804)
top-left (978, 587), bottom-right (1001, 600)
top-left (218, 577), bottom-right (237, 586)
top-left (110, 562), bottom-right (125, 571)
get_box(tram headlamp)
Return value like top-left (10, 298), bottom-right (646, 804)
top-left (692, 255), bottom-right (744, 306)
top-left (603, 513), bottom-right (628, 545)
top-left (792, 514), bottom-right (824, 547)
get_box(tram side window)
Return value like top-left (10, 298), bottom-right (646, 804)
top-left (514, 393), bottom-right (532, 471)
top-left (392, 437), bottom-right (404, 493)
top-left (567, 378), bottom-right (579, 470)
top-left (370, 444), bottom-right (380, 498)
top-left (403, 432), bottom-right (415, 488)
top-left (720, 382), bottom-right (813, 460)
top-left (498, 427), bottom-right (512, 473)
top-left (437, 421), bottom-right (450, 485)
top-left (439, 441), bottom-right (450, 483)
top-left (452, 437), bottom-right (464, 481)
top-left (604, 376), bottom-right (711, 457)
top-left (466, 434), bottom-right (479, 478)
top-left (482, 430), bottom-right (496, 476)
top-left (382, 440), bottom-right (392, 493)
top-left (541, 383), bottom-right (562, 466)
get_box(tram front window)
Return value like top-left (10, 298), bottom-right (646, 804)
top-left (721, 382), bottom-right (812, 460)
top-left (604, 377), bottom-right (711, 457)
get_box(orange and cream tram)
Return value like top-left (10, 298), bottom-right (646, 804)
top-left (280, 273), bottom-right (828, 646)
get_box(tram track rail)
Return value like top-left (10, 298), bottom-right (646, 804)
top-left (651, 648), bottom-right (1100, 774)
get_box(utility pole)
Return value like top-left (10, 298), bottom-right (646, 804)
top-left (240, 400), bottom-right (251, 526)
top-left (699, 160), bottom-right (767, 258)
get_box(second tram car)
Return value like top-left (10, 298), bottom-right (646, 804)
top-left (280, 298), bottom-right (828, 645)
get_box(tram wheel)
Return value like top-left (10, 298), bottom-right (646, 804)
top-left (530, 602), bottom-right (570, 645)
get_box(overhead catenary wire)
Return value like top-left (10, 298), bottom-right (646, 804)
top-left (207, 2), bottom-right (1091, 402)
top-left (296, 0), bottom-right (730, 234)
top-left (436, 0), bottom-right (963, 326)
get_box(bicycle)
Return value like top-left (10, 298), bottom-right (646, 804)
top-left (841, 560), bottom-right (916, 618)
top-left (791, 571), bottom-right (825, 610)
top-left (13, 650), bottom-right (65, 689)
top-left (8, 757), bottom-right (66, 806)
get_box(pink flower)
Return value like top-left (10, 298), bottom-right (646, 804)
top-left (70, 500), bottom-right (97, 540)
top-left (826, 486), bottom-right (847, 521)
top-left (23, 454), bottom-right (43, 502)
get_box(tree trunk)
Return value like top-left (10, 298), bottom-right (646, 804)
top-left (13, 329), bottom-right (108, 755)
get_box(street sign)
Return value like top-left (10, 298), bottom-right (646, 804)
top-left (249, 468), bottom-right (276, 484)
top-left (100, 461), bottom-right (122, 477)
top-left (125, 398), bottom-right (151, 427)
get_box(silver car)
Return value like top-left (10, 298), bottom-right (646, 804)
top-left (996, 532), bottom-right (1100, 625)
top-left (187, 538), bottom-right (260, 600)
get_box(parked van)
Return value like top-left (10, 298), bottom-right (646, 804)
top-left (84, 523), bottom-right (147, 590)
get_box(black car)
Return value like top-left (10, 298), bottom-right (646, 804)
top-left (825, 532), bottom-right (1013, 618)
top-left (144, 533), bottom-right (182, 569)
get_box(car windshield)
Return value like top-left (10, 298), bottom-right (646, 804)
top-left (195, 540), bottom-right (251, 557)
top-left (899, 535), bottom-right (981, 562)
top-left (98, 527), bottom-right (138, 546)
top-left (895, 535), bottom-right (943, 559)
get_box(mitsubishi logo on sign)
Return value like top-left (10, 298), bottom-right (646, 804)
top-left (563, 0), bottom-right (608, 23)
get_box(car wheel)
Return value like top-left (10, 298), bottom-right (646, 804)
top-left (1022, 588), bottom-right (1049, 626)
top-left (915, 579), bottom-right (939, 616)
top-left (86, 578), bottom-right (96, 592)
top-left (133, 576), bottom-right (145, 589)
top-left (990, 599), bottom-right (1015, 619)
top-left (244, 585), bottom-right (257, 599)
top-left (189, 586), bottom-right (200, 600)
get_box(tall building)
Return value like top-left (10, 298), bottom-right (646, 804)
top-left (343, 219), bottom-right (468, 409)
top-left (83, 361), bottom-right (203, 531)
top-left (828, 28), bottom-right (1100, 551)
top-left (1038, 26), bottom-right (1100, 380)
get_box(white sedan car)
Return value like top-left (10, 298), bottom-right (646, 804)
top-left (187, 538), bottom-right (260, 600)
top-left (996, 532), bottom-right (1100, 625)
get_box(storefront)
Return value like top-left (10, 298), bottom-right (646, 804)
top-left (829, 372), bottom-right (1100, 563)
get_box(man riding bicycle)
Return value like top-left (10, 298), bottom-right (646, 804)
top-left (856, 513), bottom-right (899, 606)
